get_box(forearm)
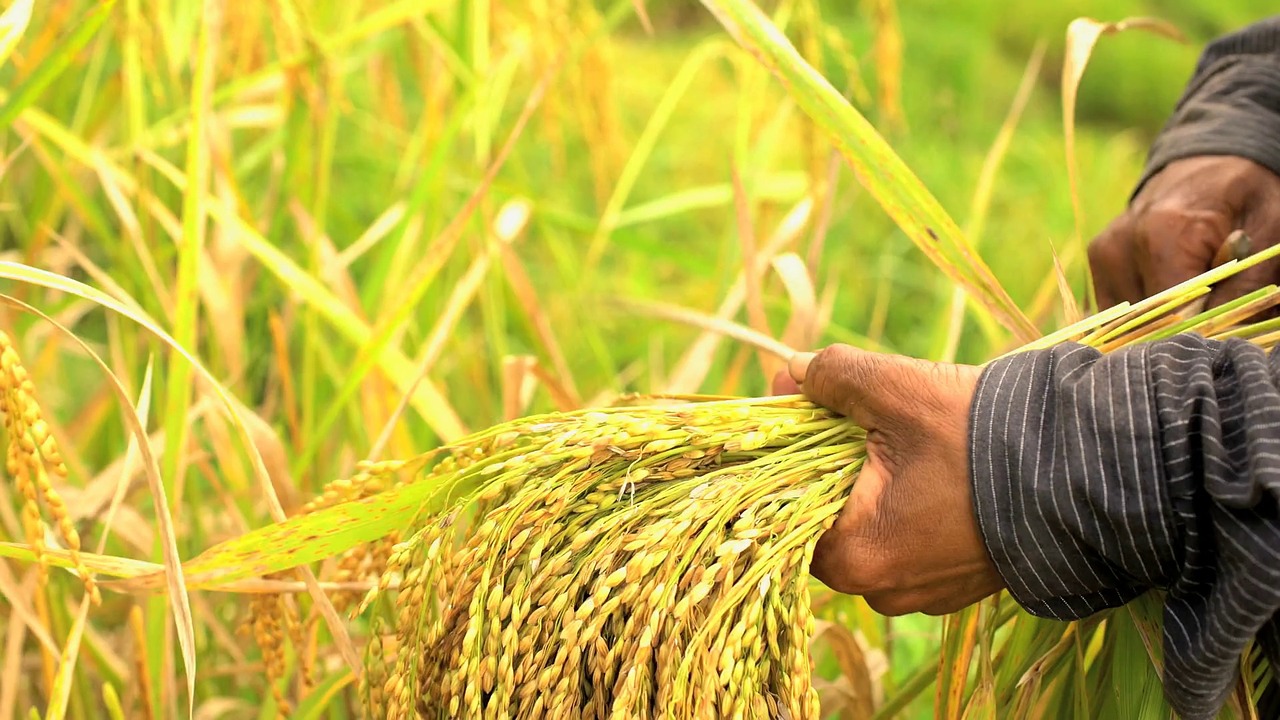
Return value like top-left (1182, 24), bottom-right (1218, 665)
top-left (1135, 15), bottom-right (1280, 196)
top-left (970, 334), bottom-right (1280, 720)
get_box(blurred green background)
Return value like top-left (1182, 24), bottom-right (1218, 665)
top-left (0, 0), bottom-right (1274, 717)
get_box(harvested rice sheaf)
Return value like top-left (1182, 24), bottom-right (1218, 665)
top-left (350, 259), bottom-right (1280, 719)
top-left (361, 397), bottom-right (860, 719)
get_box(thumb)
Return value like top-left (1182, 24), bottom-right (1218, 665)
top-left (790, 344), bottom-right (908, 428)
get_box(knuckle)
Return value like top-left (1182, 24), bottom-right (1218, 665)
top-left (813, 536), bottom-right (891, 596)
top-left (813, 344), bottom-right (866, 381)
top-left (804, 355), bottom-right (841, 412)
top-left (808, 343), bottom-right (853, 380)
top-left (881, 361), bottom-right (961, 432)
top-left (1087, 229), bottom-right (1121, 262)
top-left (806, 344), bottom-right (879, 412)
top-left (1141, 200), bottom-right (1190, 220)
top-left (1220, 157), bottom-right (1275, 200)
top-left (1141, 205), bottom-right (1225, 238)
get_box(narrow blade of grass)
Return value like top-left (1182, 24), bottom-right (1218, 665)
top-left (867, 0), bottom-right (904, 132)
top-left (0, 559), bottom-right (58, 656)
top-left (161, 0), bottom-right (215, 531)
top-left (699, 0), bottom-right (1038, 342)
top-left (733, 164), bottom-right (777, 380)
top-left (46, 598), bottom-right (91, 720)
top-left (812, 619), bottom-right (876, 718)
top-left (501, 355), bottom-right (537, 421)
top-left (938, 41), bottom-right (1046, 362)
top-left (0, 0), bottom-right (115, 132)
top-left (665, 196), bottom-right (811, 393)
top-left (773, 252), bottom-right (818, 352)
top-left (365, 226), bottom-right (502, 462)
top-left (135, 463), bottom-right (436, 590)
top-left (495, 226), bottom-right (581, 406)
top-left (0, 296), bottom-right (196, 717)
top-left (0, 0), bottom-right (33, 68)
top-left (938, 606), bottom-right (981, 717)
top-left (1015, 240), bottom-right (1280, 353)
top-left (14, 105), bottom-right (469, 440)
top-left (1061, 16), bottom-right (1185, 259)
top-left (0, 543), bottom-right (156, 576)
top-left (614, 296), bottom-right (798, 361)
top-left (291, 670), bottom-right (355, 720)
top-left (0, 263), bottom-right (359, 679)
top-left (586, 40), bottom-right (731, 267)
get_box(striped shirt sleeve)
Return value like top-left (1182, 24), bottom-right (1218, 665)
top-left (1133, 14), bottom-right (1280, 198)
top-left (1131, 14), bottom-right (1280, 197)
top-left (969, 334), bottom-right (1280, 720)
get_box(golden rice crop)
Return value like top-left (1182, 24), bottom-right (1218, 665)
top-left (0, 330), bottom-right (98, 607)
top-left (358, 395), bottom-right (862, 718)
top-left (3, 266), bottom-right (1276, 718)
top-left (344, 262), bottom-right (1280, 719)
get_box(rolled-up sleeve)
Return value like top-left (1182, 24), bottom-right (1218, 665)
top-left (969, 335), bottom-right (1280, 720)
top-left (1134, 16), bottom-right (1280, 197)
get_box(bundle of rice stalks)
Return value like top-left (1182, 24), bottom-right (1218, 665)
top-left (353, 252), bottom-right (1280, 719)
top-left (360, 396), bottom-right (861, 718)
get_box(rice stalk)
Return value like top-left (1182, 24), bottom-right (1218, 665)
top-left (342, 255), bottom-right (1280, 719)
top-left (0, 330), bottom-right (98, 607)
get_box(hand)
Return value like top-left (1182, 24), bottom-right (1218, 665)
top-left (1088, 156), bottom-right (1280, 311)
top-left (781, 345), bottom-right (1005, 616)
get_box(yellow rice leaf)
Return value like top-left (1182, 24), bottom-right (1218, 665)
top-left (1061, 17), bottom-right (1185, 249)
top-left (0, 0), bottom-right (32, 69)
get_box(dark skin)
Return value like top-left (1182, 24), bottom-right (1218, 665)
top-left (775, 349), bottom-right (1002, 616)
top-left (779, 156), bottom-right (1280, 616)
top-left (1089, 156), bottom-right (1280, 311)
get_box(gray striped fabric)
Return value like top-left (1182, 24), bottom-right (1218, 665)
top-left (1134, 14), bottom-right (1280, 199)
top-left (970, 335), bottom-right (1280, 720)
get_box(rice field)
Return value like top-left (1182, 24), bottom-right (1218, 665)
top-left (0, 0), bottom-right (1272, 718)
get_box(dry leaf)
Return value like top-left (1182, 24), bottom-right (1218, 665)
top-left (502, 355), bottom-right (538, 420)
top-left (773, 252), bottom-right (818, 351)
top-left (812, 619), bottom-right (876, 719)
top-left (1062, 17), bottom-right (1185, 245)
top-left (665, 196), bottom-right (811, 393)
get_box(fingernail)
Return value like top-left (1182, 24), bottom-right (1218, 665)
top-left (788, 352), bottom-right (815, 384)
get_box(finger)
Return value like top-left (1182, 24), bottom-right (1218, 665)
top-left (918, 574), bottom-right (1004, 616)
top-left (812, 528), bottom-right (893, 598)
top-left (810, 529), bottom-right (860, 595)
top-left (810, 469), bottom-right (887, 595)
top-left (1206, 207), bottom-right (1280, 310)
top-left (798, 344), bottom-right (898, 427)
top-left (1137, 207), bottom-right (1227, 297)
top-left (863, 589), bottom-right (976, 617)
top-left (862, 591), bottom-right (924, 617)
top-left (770, 370), bottom-right (800, 396)
top-left (1087, 216), bottom-right (1143, 310)
top-left (862, 570), bottom-right (1002, 617)
top-left (788, 352), bottom-right (815, 384)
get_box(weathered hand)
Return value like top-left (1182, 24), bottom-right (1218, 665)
top-left (783, 345), bottom-right (1004, 616)
top-left (1088, 156), bottom-right (1280, 310)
